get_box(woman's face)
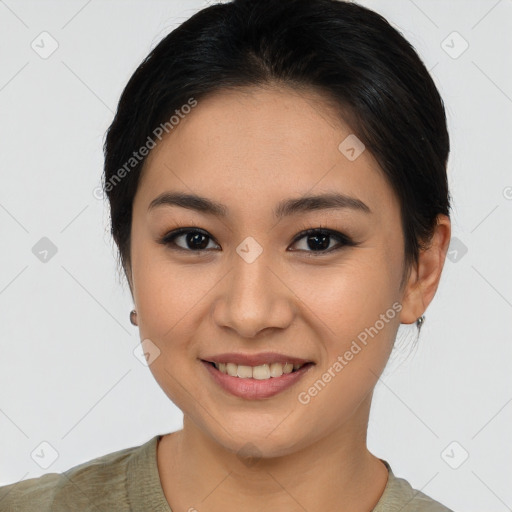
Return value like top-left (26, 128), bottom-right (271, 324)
top-left (129, 86), bottom-right (411, 457)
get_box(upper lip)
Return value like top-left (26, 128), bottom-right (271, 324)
top-left (201, 352), bottom-right (314, 367)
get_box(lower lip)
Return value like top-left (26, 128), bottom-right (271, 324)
top-left (201, 360), bottom-right (314, 400)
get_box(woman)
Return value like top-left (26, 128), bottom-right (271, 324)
top-left (0, 0), bottom-right (454, 510)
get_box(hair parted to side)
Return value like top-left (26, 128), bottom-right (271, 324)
top-left (103, 0), bottom-right (450, 293)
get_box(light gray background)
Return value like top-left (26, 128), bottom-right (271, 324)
top-left (1, 1), bottom-right (511, 510)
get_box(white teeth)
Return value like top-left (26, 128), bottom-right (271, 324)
top-left (269, 362), bottom-right (284, 377)
top-left (236, 365), bottom-right (253, 379)
top-left (252, 364), bottom-right (270, 380)
top-left (212, 361), bottom-right (303, 379)
top-left (226, 363), bottom-right (238, 377)
top-left (283, 363), bottom-right (294, 374)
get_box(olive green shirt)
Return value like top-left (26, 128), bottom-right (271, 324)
top-left (0, 435), bottom-right (454, 511)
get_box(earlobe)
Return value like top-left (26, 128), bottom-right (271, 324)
top-left (399, 214), bottom-right (451, 325)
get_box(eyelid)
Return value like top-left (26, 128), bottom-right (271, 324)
top-left (159, 225), bottom-right (357, 255)
top-left (159, 227), bottom-right (220, 251)
top-left (291, 223), bottom-right (351, 243)
top-left (289, 226), bottom-right (356, 255)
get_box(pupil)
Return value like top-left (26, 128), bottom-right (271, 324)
top-left (308, 233), bottom-right (329, 251)
top-left (188, 232), bottom-right (209, 250)
top-left (184, 232), bottom-right (330, 251)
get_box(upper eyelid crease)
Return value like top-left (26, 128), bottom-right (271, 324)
top-left (160, 227), bottom-right (356, 255)
top-left (147, 192), bottom-right (372, 218)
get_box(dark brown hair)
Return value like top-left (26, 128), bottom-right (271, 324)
top-left (103, 0), bottom-right (450, 291)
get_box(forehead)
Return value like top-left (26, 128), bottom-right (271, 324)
top-left (135, 86), bottom-right (398, 220)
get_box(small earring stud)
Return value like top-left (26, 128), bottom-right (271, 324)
top-left (416, 314), bottom-right (425, 330)
top-left (130, 309), bottom-right (138, 326)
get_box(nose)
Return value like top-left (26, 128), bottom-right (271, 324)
top-left (211, 249), bottom-right (296, 339)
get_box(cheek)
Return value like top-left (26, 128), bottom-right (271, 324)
top-left (293, 263), bottom-right (400, 421)
top-left (131, 249), bottom-right (211, 408)
top-left (131, 238), bottom-right (180, 334)
top-left (290, 254), bottom-right (398, 324)
top-left (288, 255), bottom-right (400, 371)
top-left (135, 264), bottom-right (196, 336)
top-left (131, 242), bottom-right (220, 351)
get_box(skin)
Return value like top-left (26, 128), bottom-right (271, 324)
top-left (127, 85), bottom-right (451, 512)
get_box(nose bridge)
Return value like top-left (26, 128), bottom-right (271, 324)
top-left (213, 242), bottom-right (294, 338)
top-left (233, 246), bottom-right (273, 304)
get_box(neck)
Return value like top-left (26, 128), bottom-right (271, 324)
top-left (157, 395), bottom-right (389, 512)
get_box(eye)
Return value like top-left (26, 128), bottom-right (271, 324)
top-left (159, 225), bottom-right (358, 256)
top-left (159, 228), bottom-right (220, 252)
top-left (289, 226), bottom-right (357, 256)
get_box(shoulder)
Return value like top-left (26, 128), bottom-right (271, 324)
top-left (373, 460), bottom-right (454, 512)
top-left (0, 436), bottom-right (159, 512)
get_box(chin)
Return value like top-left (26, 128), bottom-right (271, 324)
top-left (210, 422), bottom-right (308, 460)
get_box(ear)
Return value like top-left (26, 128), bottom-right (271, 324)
top-left (399, 214), bottom-right (451, 324)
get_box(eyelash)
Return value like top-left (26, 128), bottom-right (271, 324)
top-left (158, 224), bottom-right (358, 257)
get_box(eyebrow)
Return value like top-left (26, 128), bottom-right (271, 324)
top-left (147, 191), bottom-right (372, 218)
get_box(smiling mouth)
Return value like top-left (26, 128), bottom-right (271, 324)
top-left (202, 360), bottom-right (314, 380)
